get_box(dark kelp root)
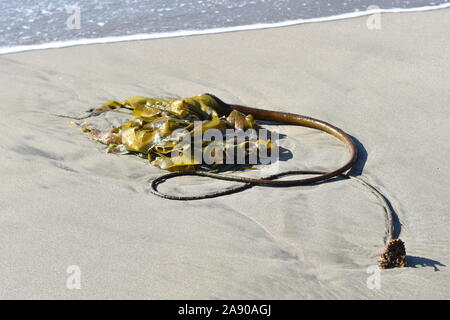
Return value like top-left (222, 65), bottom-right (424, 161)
top-left (379, 238), bottom-right (407, 269)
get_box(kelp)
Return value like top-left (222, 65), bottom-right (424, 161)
top-left (74, 94), bottom-right (274, 171)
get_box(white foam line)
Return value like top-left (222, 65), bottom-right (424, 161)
top-left (1, 3), bottom-right (449, 55)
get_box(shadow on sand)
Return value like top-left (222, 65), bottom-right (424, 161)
top-left (407, 256), bottom-right (446, 272)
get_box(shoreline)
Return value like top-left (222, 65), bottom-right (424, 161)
top-left (1, 2), bottom-right (450, 56)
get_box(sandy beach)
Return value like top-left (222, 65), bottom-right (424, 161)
top-left (0, 9), bottom-right (449, 299)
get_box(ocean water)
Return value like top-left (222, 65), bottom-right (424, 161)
top-left (1, 0), bottom-right (449, 54)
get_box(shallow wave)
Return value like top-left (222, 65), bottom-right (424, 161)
top-left (1, 2), bottom-right (449, 55)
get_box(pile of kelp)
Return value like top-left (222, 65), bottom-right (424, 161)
top-left (74, 94), bottom-right (274, 171)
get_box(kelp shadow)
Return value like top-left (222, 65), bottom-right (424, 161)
top-left (277, 146), bottom-right (293, 162)
top-left (407, 256), bottom-right (446, 272)
top-left (347, 134), bottom-right (368, 177)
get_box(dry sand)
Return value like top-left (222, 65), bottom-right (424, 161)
top-left (0, 9), bottom-right (449, 299)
